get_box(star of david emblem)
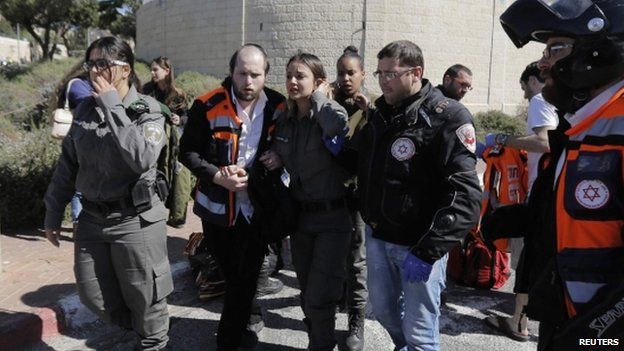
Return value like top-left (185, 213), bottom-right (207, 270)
top-left (391, 138), bottom-right (415, 161)
top-left (581, 184), bottom-right (601, 202)
top-left (574, 179), bottom-right (610, 209)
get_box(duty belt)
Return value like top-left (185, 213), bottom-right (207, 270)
top-left (82, 197), bottom-right (139, 216)
top-left (300, 198), bottom-right (346, 213)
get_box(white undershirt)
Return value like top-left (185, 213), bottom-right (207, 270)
top-left (231, 87), bottom-right (267, 223)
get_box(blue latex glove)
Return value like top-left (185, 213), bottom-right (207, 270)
top-left (484, 133), bottom-right (498, 148)
top-left (322, 127), bottom-right (348, 156)
top-left (402, 253), bottom-right (433, 283)
top-left (475, 141), bottom-right (486, 159)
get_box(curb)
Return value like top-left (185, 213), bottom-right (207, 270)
top-left (0, 260), bottom-right (190, 351)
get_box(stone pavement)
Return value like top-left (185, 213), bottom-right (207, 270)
top-left (0, 204), bottom-right (201, 350)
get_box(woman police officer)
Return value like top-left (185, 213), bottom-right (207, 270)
top-left (44, 36), bottom-right (173, 351)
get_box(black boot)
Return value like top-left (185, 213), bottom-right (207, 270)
top-left (256, 252), bottom-right (283, 296)
top-left (345, 309), bottom-right (365, 351)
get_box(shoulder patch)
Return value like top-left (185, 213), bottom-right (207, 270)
top-left (434, 99), bottom-right (450, 114)
top-left (143, 122), bottom-right (165, 146)
top-left (455, 123), bottom-right (476, 153)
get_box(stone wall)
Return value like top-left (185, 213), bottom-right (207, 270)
top-left (137, 0), bottom-right (545, 114)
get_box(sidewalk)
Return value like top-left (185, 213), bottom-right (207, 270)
top-left (0, 203), bottom-right (201, 351)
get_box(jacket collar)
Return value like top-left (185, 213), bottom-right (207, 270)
top-left (375, 79), bottom-right (433, 125)
top-left (122, 85), bottom-right (140, 108)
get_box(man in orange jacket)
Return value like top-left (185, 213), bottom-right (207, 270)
top-left (495, 0), bottom-right (624, 349)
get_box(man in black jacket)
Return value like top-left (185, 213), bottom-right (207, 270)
top-left (179, 44), bottom-right (286, 350)
top-left (357, 40), bottom-right (481, 351)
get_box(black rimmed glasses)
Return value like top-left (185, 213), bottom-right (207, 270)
top-left (542, 43), bottom-right (574, 60)
top-left (373, 67), bottom-right (414, 81)
top-left (453, 77), bottom-right (473, 91)
top-left (83, 59), bottom-right (128, 72)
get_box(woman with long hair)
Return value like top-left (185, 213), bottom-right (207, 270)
top-left (260, 51), bottom-right (351, 351)
top-left (143, 56), bottom-right (188, 127)
top-left (44, 36), bottom-right (173, 351)
top-left (143, 56), bottom-right (192, 228)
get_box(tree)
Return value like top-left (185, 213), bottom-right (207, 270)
top-left (0, 0), bottom-right (98, 60)
top-left (98, 0), bottom-right (140, 40)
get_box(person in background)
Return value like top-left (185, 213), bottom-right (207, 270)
top-left (357, 40), bottom-right (481, 351)
top-left (56, 63), bottom-right (93, 231)
top-left (179, 43), bottom-right (286, 350)
top-left (261, 51), bottom-right (351, 351)
top-left (143, 56), bottom-right (192, 228)
top-left (437, 64), bottom-right (473, 101)
top-left (483, 61), bottom-right (557, 342)
top-left (143, 56), bottom-right (189, 128)
top-left (44, 36), bottom-right (173, 351)
top-left (332, 45), bottom-right (373, 351)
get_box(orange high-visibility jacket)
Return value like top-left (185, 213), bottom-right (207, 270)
top-left (555, 87), bottom-right (624, 317)
top-left (190, 83), bottom-right (285, 227)
top-left (480, 146), bottom-right (529, 251)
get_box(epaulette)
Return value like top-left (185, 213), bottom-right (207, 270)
top-left (127, 99), bottom-right (150, 115)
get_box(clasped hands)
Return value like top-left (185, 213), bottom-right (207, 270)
top-left (213, 165), bottom-right (248, 192)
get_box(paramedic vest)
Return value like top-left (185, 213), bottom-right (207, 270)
top-left (193, 85), bottom-right (285, 227)
top-left (555, 87), bottom-right (624, 318)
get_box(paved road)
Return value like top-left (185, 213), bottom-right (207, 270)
top-left (25, 260), bottom-right (537, 351)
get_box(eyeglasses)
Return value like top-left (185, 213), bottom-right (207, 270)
top-left (542, 43), bottom-right (574, 60)
top-left (453, 77), bottom-right (473, 91)
top-left (83, 59), bottom-right (128, 72)
top-left (373, 68), bottom-right (414, 81)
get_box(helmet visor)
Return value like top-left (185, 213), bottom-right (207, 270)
top-left (538, 0), bottom-right (594, 20)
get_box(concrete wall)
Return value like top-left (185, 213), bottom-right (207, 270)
top-left (0, 36), bottom-right (31, 63)
top-left (137, 0), bottom-right (545, 114)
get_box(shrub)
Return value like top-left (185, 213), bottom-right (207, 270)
top-left (175, 71), bottom-right (221, 101)
top-left (0, 126), bottom-right (62, 230)
top-left (0, 58), bottom-right (79, 128)
top-left (473, 109), bottom-right (526, 141)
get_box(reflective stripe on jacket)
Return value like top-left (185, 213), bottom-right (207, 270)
top-left (179, 79), bottom-right (285, 227)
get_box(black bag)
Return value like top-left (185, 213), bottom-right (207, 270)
top-left (248, 165), bottom-right (299, 243)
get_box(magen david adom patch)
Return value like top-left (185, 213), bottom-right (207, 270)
top-left (391, 138), bottom-right (416, 161)
top-left (575, 179), bottom-right (610, 209)
top-left (143, 122), bottom-right (164, 146)
top-left (456, 123), bottom-right (476, 153)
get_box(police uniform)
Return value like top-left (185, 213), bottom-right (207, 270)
top-left (272, 91), bottom-right (351, 351)
top-left (44, 86), bottom-right (172, 351)
top-left (333, 92), bottom-right (376, 321)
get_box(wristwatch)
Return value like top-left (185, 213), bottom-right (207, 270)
top-left (495, 133), bottom-right (509, 146)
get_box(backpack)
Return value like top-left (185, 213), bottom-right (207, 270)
top-left (448, 231), bottom-right (511, 289)
top-left (447, 146), bottom-right (526, 289)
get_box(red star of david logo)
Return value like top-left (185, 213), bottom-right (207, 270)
top-left (462, 131), bottom-right (475, 144)
top-left (398, 145), bottom-right (408, 155)
top-left (582, 184), bottom-right (601, 202)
